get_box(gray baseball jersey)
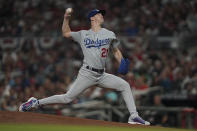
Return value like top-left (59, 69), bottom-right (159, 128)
top-left (38, 28), bottom-right (137, 116)
top-left (70, 28), bottom-right (119, 69)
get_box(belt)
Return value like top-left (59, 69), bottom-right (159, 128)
top-left (86, 66), bottom-right (104, 74)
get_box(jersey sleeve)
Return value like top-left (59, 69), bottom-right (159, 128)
top-left (111, 32), bottom-right (120, 48)
top-left (70, 31), bottom-right (82, 43)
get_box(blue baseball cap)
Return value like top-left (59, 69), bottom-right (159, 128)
top-left (88, 9), bottom-right (106, 22)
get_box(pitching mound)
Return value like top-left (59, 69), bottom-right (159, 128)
top-left (0, 111), bottom-right (147, 127)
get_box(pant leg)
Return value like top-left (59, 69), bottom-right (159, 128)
top-left (98, 73), bottom-right (137, 114)
top-left (39, 73), bottom-right (96, 105)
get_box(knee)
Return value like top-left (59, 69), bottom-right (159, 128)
top-left (124, 82), bottom-right (131, 90)
top-left (119, 82), bottom-right (131, 91)
top-left (63, 94), bottom-right (73, 103)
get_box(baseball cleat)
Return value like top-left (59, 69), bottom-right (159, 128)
top-left (128, 115), bottom-right (150, 125)
top-left (19, 97), bottom-right (39, 112)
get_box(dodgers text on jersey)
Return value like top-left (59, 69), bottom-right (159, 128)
top-left (84, 38), bottom-right (110, 49)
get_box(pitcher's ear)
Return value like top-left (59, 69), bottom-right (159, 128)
top-left (90, 17), bottom-right (94, 21)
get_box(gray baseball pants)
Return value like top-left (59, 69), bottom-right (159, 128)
top-left (39, 65), bottom-right (137, 114)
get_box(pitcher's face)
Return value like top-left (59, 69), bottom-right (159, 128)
top-left (92, 13), bottom-right (104, 24)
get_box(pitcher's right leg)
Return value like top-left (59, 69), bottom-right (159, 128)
top-left (39, 74), bottom-right (95, 105)
top-left (19, 73), bottom-right (95, 112)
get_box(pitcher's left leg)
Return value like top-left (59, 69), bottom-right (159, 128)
top-left (98, 73), bottom-right (150, 125)
top-left (98, 73), bottom-right (136, 113)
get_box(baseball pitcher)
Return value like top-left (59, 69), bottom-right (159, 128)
top-left (19, 8), bottom-right (150, 125)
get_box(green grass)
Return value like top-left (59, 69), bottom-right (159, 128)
top-left (0, 124), bottom-right (195, 131)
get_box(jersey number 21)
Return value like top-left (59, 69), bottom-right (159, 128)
top-left (101, 48), bottom-right (108, 58)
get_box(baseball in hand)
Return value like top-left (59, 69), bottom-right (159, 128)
top-left (66, 8), bottom-right (72, 14)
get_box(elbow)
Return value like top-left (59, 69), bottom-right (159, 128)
top-left (113, 48), bottom-right (119, 55)
top-left (62, 32), bottom-right (70, 38)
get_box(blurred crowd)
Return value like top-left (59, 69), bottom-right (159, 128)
top-left (1, 0), bottom-right (197, 37)
top-left (0, 0), bottom-right (197, 127)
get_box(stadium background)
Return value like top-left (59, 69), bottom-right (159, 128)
top-left (0, 0), bottom-right (197, 129)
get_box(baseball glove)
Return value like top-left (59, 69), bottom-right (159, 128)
top-left (118, 58), bottom-right (130, 75)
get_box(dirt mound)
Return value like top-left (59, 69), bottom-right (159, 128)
top-left (0, 111), bottom-right (147, 127)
